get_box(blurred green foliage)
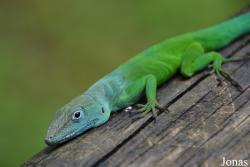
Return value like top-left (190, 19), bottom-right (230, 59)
top-left (0, 0), bottom-right (248, 166)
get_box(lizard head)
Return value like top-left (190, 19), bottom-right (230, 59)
top-left (45, 95), bottom-right (110, 145)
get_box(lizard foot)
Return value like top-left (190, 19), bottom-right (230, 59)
top-left (212, 68), bottom-right (243, 91)
top-left (214, 55), bottom-right (250, 91)
top-left (129, 102), bottom-right (167, 121)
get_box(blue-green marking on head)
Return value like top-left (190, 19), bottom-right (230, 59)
top-left (45, 95), bottom-right (110, 145)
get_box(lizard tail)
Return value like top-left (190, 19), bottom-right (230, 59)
top-left (194, 12), bottom-right (250, 51)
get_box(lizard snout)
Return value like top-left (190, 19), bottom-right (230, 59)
top-left (44, 135), bottom-right (55, 145)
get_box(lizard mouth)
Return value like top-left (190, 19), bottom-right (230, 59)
top-left (45, 129), bottom-right (81, 145)
top-left (45, 118), bottom-right (99, 145)
top-left (45, 131), bottom-right (78, 145)
top-left (45, 123), bottom-right (93, 145)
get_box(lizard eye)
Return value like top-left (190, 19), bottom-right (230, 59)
top-left (72, 110), bottom-right (83, 121)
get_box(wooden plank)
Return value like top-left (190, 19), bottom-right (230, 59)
top-left (23, 10), bottom-right (250, 167)
top-left (96, 47), bottom-right (250, 167)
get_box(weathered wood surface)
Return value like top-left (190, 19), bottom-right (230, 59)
top-left (23, 9), bottom-right (250, 167)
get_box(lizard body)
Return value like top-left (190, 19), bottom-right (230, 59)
top-left (45, 12), bottom-right (250, 145)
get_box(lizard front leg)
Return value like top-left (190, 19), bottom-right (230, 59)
top-left (117, 74), bottom-right (163, 119)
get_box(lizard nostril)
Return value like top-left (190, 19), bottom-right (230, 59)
top-left (45, 135), bottom-right (55, 145)
top-left (46, 135), bottom-right (54, 141)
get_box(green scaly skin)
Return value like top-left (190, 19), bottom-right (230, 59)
top-left (45, 12), bottom-right (250, 145)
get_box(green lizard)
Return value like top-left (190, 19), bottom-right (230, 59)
top-left (45, 12), bottom-right (250, 145)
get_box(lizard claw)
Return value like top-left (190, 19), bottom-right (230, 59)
top-left (211, 68), bottom-right (243, 91)
top-left (220, 69), bottom-right (243, 92)
top-left (129, 102), bottom-right (167, 121)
